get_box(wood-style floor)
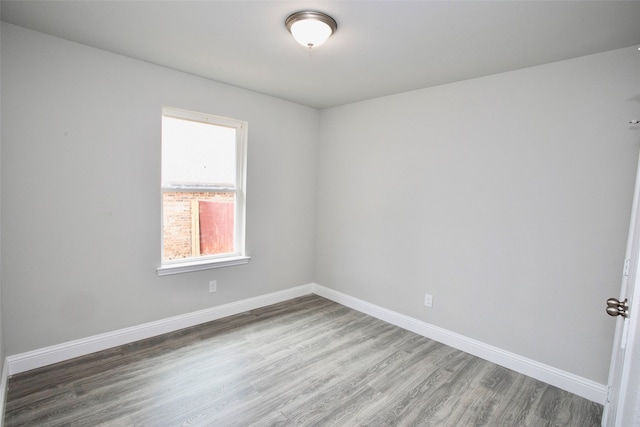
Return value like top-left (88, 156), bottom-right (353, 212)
top-left (4, 295), bottom-right (603, 426)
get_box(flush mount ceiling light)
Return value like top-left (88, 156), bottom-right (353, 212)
top-left (285, 11), bottom-right (337, 49)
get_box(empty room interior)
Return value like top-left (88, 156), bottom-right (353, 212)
top-left (1, 1), bottom-right (640, 426)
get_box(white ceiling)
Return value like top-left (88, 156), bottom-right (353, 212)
top-left (2, 1), bottom-right (640, 110)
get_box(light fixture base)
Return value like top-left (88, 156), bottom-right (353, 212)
top-left (286, 11), bottom-right (337, 49)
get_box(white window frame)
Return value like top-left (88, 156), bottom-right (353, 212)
top-left (157, 107), bottom-right (249, 276)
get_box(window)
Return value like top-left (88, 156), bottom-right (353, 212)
top-left (157, 107), bottom-right (249, 275)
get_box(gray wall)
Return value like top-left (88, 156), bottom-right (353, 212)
top-left (0, 23), bottom-right (319, 355)
top-left (316, 46), bottom-right (640, 384)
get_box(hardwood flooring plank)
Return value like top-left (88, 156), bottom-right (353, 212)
top-left (363, 367), bottom-right (455, 426)
top-left (484, 374), bottom-right (549, 427)
top-left (276, 351), bottom-right (406, 422)
top-left (479, 364), bottom-right (518, 396)
top-left (131, 382), bottom-right (262, 427)
top-left (3, 387), bottom-right (78, 427)
top-left (96, 414), bottom-right (136, 427)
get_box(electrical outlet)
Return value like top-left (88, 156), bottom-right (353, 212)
top-left (209, 280), bottom-right (217, 293)
top-left (424, 293), bottom-right (433, 308)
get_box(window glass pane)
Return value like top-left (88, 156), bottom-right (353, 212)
top-left (198, 196), bottom-right (235, 256)
top-left (162, 116), bottom-right (236, 188)
top-left (162, 191), bottom-right (235, 261)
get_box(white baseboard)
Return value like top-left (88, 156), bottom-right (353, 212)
top-left (310, 283), bottom-right (607, 404)
top-left (5, 282), bottom-right (606, 405)
top-left (6, 284), bottom-right (313, 376)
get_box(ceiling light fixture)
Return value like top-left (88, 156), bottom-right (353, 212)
top-left (285, 11), bottom-right (337, 49)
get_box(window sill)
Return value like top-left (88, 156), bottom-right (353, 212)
top-left (157, 256), bottom-right (251, 276)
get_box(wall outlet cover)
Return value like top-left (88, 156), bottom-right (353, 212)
top-left (424, 294), bottom-right (433, 307)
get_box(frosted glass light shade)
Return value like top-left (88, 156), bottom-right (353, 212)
top-left (286, 11), bottom-right (337, 49)
top-left (290, 20), bottom-right (332, 48)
